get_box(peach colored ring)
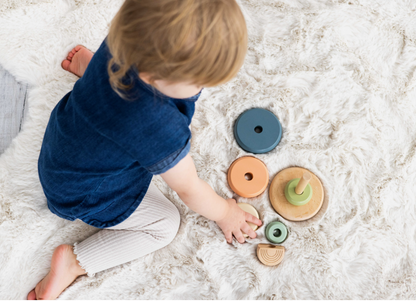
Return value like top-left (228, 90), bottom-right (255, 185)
top-left (227, 156), bottom-right (269, 198)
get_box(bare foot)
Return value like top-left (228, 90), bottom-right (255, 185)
top-left (27, 244), bottom-right (87, 300)
top-left (61, 45), bottom-right (94, 77)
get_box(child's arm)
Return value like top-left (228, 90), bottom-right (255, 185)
top-left (160, 154), bottom-right (262, 244)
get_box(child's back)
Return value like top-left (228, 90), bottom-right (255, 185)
top-left (39, 39), bottom-right (198, 228)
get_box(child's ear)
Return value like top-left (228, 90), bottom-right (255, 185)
top-left (138, 72), bottom-right (152, 84)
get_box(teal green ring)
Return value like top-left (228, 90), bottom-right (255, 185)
top-left (265, 221), bottom-right (288, 244)
top-left (284, 178), bottom-right (313, 206)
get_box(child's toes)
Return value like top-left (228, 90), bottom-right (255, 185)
top-left (61, 59), bottom-right (71, 71)
top-left (27, 289), bottom-right (36, 300)
top-left (74, 45), bottom-right (85, 52)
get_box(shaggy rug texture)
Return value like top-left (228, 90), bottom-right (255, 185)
top-left (1, 0), bottom-right (416, 299)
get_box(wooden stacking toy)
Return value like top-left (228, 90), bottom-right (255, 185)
top-left (269, 167), bottom-right (324, 221)
top-left (265, 221), bottom-right (288, 244)
top-left (237, 203), bottom-right (260, 238)
top-left (228, 156), bottom-right (269, 198)
top-left (234, 108), bottom-right (282, 154)
top-left (257, 244), bottom-right (285, 266)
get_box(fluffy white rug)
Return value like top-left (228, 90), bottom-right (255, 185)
top-left (1, 0), bottom-right (416, 299)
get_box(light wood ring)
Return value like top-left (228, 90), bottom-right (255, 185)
top-left (237, 203), bottom-right (260, 238)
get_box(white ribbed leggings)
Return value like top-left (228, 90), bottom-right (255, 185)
top-left (73, 182), bottom-right (180, 277)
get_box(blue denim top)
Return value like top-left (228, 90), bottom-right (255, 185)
top-left (38, 37), bottom-right (201, 228)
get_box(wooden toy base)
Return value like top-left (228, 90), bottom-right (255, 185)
top-left (257, 244), bottom-right (285, 266)
top-left (269, 167), bottom-right (324, 221)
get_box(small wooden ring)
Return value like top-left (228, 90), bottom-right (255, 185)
top-left (265, 221), bottom-right (288, 244)
top-left (227, 156), bottom-right (269, 198)
top-left (284, 179), bottom-right (313, 206)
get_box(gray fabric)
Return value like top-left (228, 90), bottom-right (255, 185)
top-left (73, 183), bottom-right (180, 276)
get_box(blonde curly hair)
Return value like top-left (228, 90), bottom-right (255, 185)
top-left (107, 0), bottom-right (247, 100)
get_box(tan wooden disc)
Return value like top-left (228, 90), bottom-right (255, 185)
top-left (257, 244), bottom-right (285, 266)
top-left (269, 167), bottom-right (324, 221)
top-left (237, 203), bottom-right (260, 238)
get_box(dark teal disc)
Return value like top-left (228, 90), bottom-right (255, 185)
top-left (234, 108), bottom-right (282, 154)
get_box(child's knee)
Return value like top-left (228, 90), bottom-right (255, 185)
top-left (147, 202), bottom-right (180, 247)
top-left (162, 204), bottom-right (180, 245)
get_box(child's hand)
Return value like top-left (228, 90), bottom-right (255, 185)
top-left (216, 198), bottom-right (263, 244)
top-left (160, 154), bottom-right (262, 242)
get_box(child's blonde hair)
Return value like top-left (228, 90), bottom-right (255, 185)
top-left (107, 0), bottom-right (247, 99)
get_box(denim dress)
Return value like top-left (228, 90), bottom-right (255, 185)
top-left (38, 37), bottom-right (201, 228)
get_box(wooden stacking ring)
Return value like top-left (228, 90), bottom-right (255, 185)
top-left (257, 244), bottom-right (285, 266)
top-left (237, 203), bottom-right (260, 238)
top-left (228, 156), bottom-right (269, 198)
top-left (269, 167), bottom-right (324, 221)
top-left (234, 108), bottom-right (282, 154)
top-left (265, 221), bottom-right (288, 244)
top-left (284, 178), bottom-right (312, 206)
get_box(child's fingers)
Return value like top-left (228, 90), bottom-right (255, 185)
top-left (224, 231), bottom-right (233, 244)
top-left (245, 212), bottom-right (262, 226)
top-left (233, 230), bottom-right (246, 244)
top-left (241, 223), bottom-right (257, 239)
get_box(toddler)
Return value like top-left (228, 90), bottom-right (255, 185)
top-left (27, 0), bottom-right (262, 299)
